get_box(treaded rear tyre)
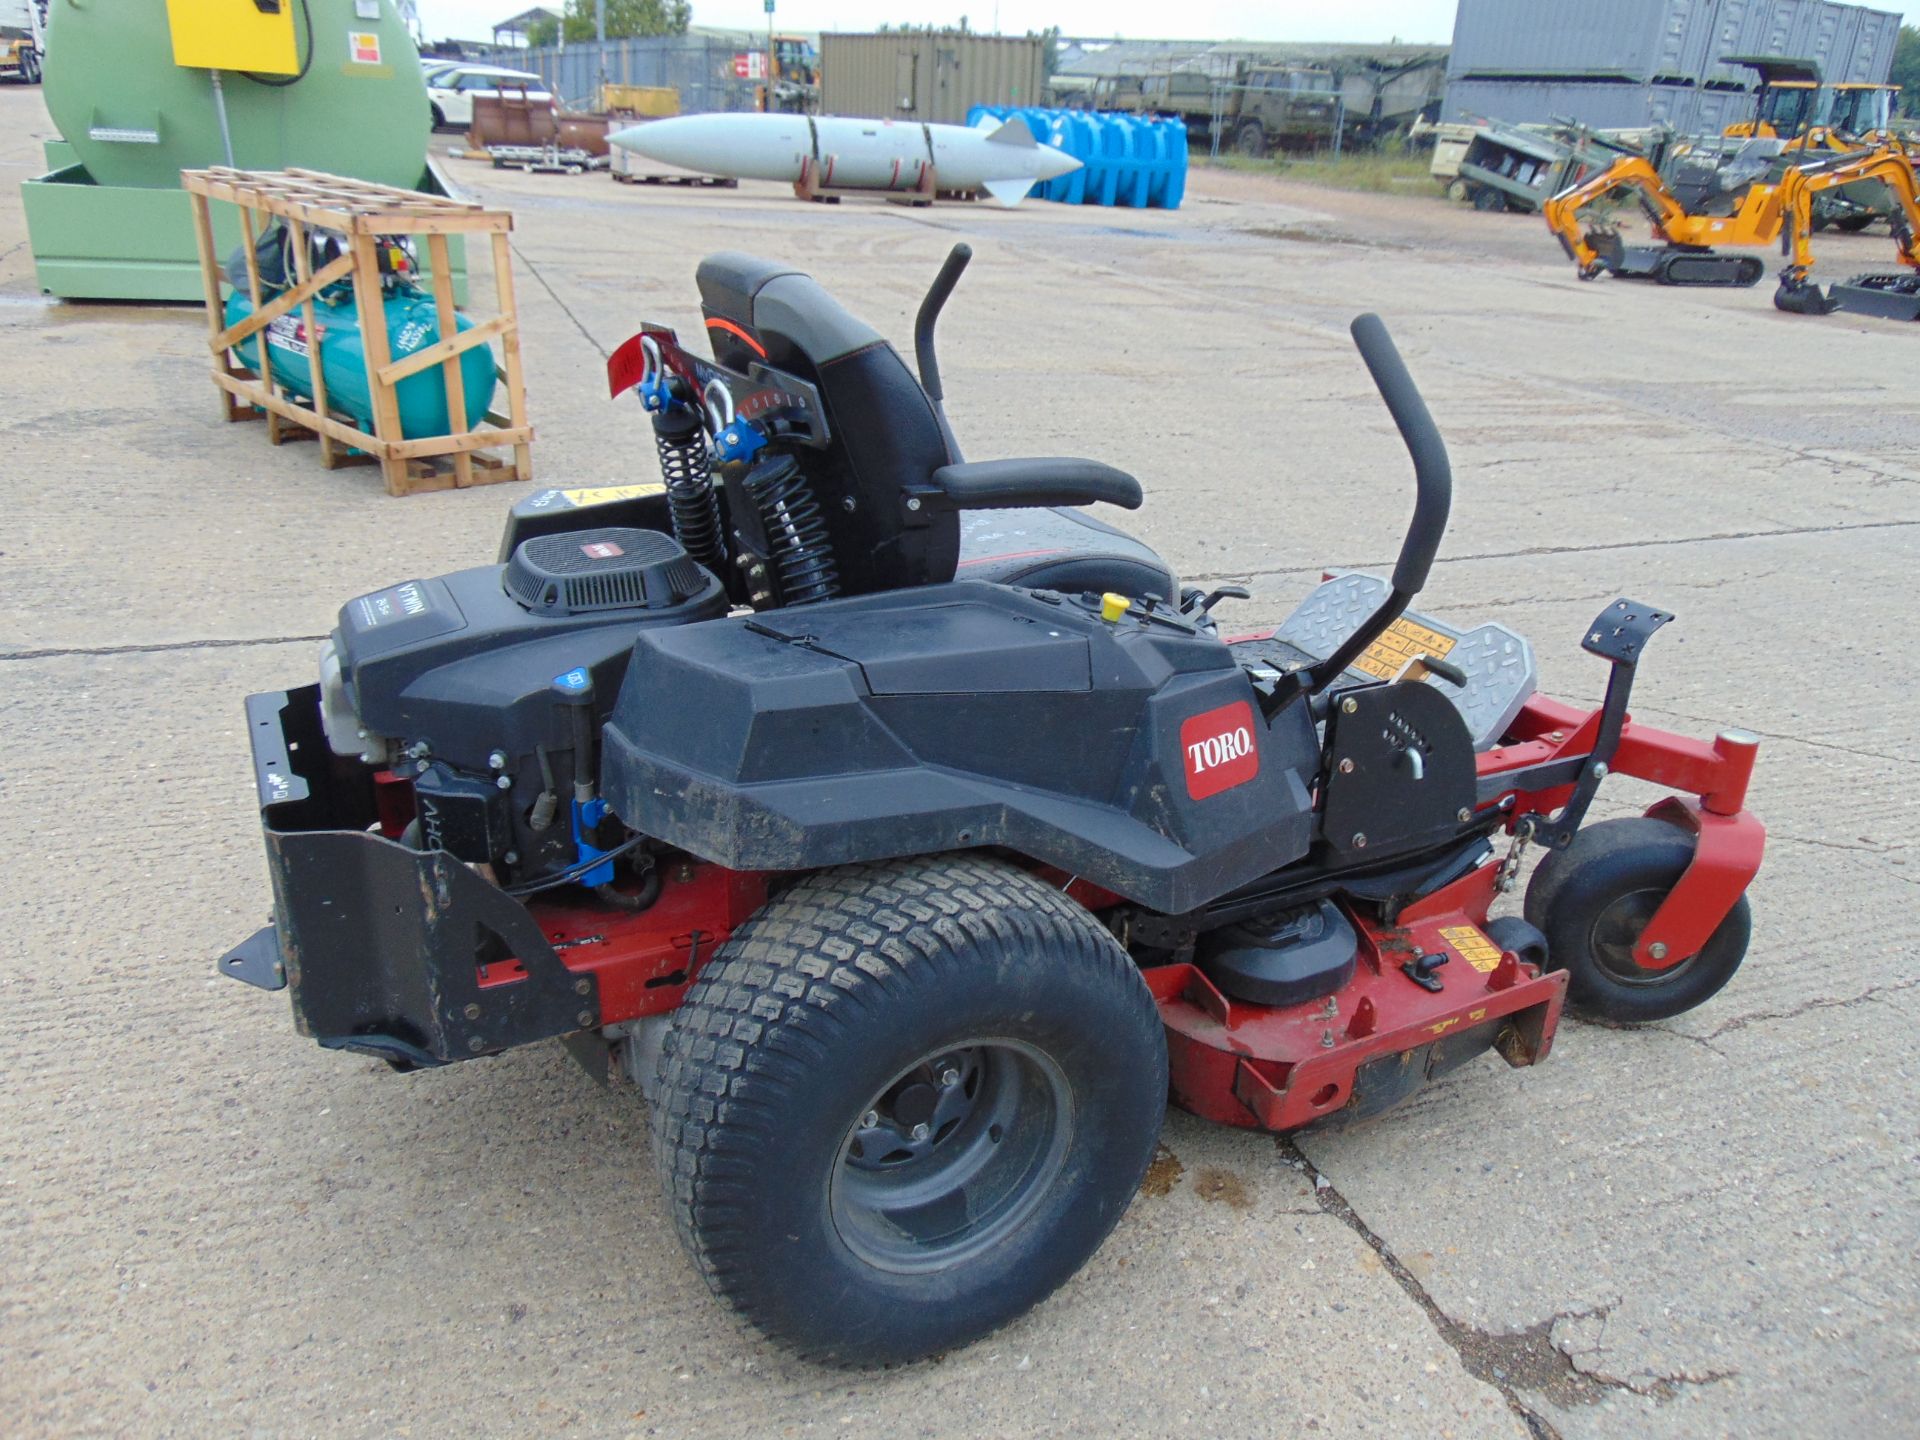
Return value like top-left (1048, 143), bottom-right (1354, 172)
top-left (1525, 817), bottom-right (1751, 1023)
top-left (652, 854), bottom-right (1168, 1366)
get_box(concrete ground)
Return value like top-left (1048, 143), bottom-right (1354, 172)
top-left (3, 83), bottom-right (1916, 1438)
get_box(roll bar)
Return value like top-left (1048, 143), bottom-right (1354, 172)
top-left (1265, 315), bottom-right (1453, 714)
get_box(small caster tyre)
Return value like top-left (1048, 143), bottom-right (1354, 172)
top-left (652, 854), bottom-right (1168, 1366)
top-left (1525, 817), bottom-right (1750, 1023)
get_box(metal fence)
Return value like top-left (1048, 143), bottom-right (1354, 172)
top-left (475, 37), bottom-right (762, 114)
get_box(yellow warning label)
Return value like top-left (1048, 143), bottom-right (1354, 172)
top-left (1440, 924), bottom-right (1504, 974)
top-left (558, 483), bottom-right (665, 506)
top-left (1353, 617), bottom-right (1457, 682)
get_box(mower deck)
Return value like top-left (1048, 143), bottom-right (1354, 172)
top-left (1152, 863), bottom-right (1564, 1131)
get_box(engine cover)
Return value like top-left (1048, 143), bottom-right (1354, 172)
top-left (505, 527), bottom-right (711, 616)
top-left (328, 531), bottom-right (727, 777)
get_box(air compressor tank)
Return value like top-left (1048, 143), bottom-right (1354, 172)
top-left (224, 287), bottom-right (497, 441)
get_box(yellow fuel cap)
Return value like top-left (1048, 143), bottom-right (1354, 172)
top-left (1099, 592), bottom-right (1131, 623)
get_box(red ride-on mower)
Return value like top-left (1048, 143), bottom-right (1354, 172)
top-left (219, 246), bottom-right (1764, 1364)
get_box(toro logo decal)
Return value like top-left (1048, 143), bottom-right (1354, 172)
top-left (1180, 701), bottom-right (1259, 800)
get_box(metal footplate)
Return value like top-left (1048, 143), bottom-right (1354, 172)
top-left (1240, 572), bottom-right (1536, 751)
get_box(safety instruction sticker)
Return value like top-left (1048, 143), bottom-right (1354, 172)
top-left (349, 31), bottom-right (382, 65)
top-left (1353, 616), bottom-right (1456, 681)
top-left (1440, 923), bottom-right (1504, 973)
top-left (264, 314), bottom-right (310, 358)
top-left (557, 483), bottom-right (665, 507)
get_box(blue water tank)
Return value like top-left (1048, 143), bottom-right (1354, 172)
top-left (970, 107), bottom-right (1188, 210)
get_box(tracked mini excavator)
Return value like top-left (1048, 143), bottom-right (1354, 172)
top-left (1542, 139), bottom-right (1920, 318)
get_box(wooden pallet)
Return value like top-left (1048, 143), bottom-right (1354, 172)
top-left (611, 170), bottom-right (739, 188)
top-left (793, 155), bottom-right (940, 208)
top-left (182, 166), bottom-right (533, 496)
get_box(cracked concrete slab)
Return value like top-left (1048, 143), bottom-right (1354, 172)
top-left (3, 81), bottom-right (1916, 1439)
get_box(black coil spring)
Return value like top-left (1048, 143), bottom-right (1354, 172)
top-left (652, 409), bottom-right (726, 574)
top-left (749, 456), bottom-right (840, 607)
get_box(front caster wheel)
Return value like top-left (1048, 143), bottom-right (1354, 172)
top-left (1525, 818), bottom-right (1751, 1023)
top-left (652, 855), bottom-right (1168, 1365)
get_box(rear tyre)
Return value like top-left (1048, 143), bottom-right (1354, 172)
top-left (652, 855), bottom-right (1168, 1365)
top-left (1445, 178), bottom-right (1469, 203)
top-left (1525, 818), bottom-right (1750, 1023)
top-left (1472, 185), bottom-right (1508, 212)
top-left (1233, 119), bottom-right (1267, 158)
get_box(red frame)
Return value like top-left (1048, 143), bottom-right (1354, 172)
top-left (430, 687), bottom-right (1760, 1134)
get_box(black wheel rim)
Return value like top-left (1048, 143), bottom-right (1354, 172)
top-left (829, 1038), bottom-right (1072, 1274)
top-left (1588, 887), bottom-right (1697, 987)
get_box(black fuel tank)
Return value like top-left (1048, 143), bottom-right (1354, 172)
top-left (599, 581), bottom-right (1320, 914)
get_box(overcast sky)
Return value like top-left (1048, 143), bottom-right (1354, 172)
top-left (413, 0), bottom-right (1466, 45)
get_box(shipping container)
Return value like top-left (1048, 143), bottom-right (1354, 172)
top-left (1446, 0), bottom-right (1898, 87)
top-left (1445, 76), bottom-right (1754, 131)
top-left (819, 32), bottom-right (1047, 125)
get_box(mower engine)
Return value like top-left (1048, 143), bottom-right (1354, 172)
top-left (316, 528), bottom-right (726, 893)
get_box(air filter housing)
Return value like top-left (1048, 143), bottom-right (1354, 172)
top-left (505, 527), bottom-right (709, 616)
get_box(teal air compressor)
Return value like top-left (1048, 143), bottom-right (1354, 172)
top-left (224, 231), bottom-right (496, 441)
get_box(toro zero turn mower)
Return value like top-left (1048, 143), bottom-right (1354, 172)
top-left (219, 247), bottom-right (1765, 1364)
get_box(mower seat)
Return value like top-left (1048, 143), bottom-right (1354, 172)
top-left (695, 252), bottom-right (1155, 598)
top-left (957, 507), bottom-right (1177, 601)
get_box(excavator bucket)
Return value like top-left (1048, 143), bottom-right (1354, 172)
top-left (1827, 271), bottom-right (1920, 320)
top-left (1772, 277), bottom-right (1840, 314)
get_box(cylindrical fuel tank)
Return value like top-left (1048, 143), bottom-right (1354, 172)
top-left (810, 117), bottom-right (933, 190)
top-left (224, 286), bottom-right (497, 440)
top-left (43, 0), bottom-right (429, 191)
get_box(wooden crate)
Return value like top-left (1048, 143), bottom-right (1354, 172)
top-left (182, 166), bottom-right (532, 496)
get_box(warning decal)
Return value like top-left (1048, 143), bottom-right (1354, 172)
top-left (1440, 924), bottom-right (1504, 974)
top-left (557, 484), bottom-right (664, 506)
top-left (349, 31), bottom-right (382, 65)
top-left (1353, 616), bottom-right (1457, 682)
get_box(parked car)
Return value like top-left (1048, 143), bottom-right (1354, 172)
top-left (427, 64), bottom-right (553, 130)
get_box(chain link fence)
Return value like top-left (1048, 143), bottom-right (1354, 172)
top-left (475, 37), bottom-right (762, 115)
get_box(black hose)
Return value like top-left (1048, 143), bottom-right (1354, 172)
top-left (505, 833), bottom-right (647, 897)
top-left (243, 0), bottom-right (315, 87)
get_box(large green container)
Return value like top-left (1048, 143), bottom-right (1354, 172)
top-left (42, 0), bottom-right (430, 189)
top-left (23, 0), bottom-right (453, 302)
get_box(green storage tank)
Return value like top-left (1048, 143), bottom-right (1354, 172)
top-left (23, 0), bottom-right (461, 301)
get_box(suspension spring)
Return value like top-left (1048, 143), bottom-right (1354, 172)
top-left (651, 407), bottom-right (726, 574)
top-left (748, 455), bottom-right (839, 607)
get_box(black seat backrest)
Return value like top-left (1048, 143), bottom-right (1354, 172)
top-left (696, 253), bottom-right (960, 595)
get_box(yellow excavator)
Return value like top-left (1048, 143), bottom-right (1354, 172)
top-left (1541, 141), bottom-right (1920, 318)
top-left (1772, 148), bottom-right (1920, 318)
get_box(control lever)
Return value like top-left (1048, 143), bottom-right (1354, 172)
top-left (1195, 585), bottom-right (1251, 614)
top-left (915, 244), bottom-right (972, 461)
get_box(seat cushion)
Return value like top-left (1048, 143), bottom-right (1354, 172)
top-left (956, 507), bottom-right (1176, 601)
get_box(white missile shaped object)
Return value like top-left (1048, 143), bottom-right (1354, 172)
top-left (609, 111), bottom-right (1080, 206)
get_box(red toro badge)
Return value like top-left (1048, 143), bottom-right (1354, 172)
top-left (1180, 700), bottom-right (1260, 799)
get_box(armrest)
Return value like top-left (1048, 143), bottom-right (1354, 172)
top-left (927, 458), bottom-right (1143, 512)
